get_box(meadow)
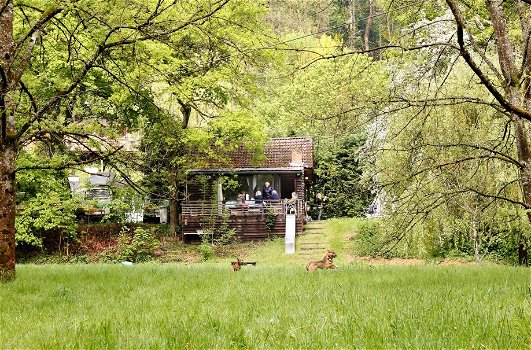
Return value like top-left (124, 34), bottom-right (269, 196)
top-left (1, 263), bottom-right (529, 349)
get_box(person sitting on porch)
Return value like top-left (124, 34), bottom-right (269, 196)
top-left (263, 182), bottom-right (273, 199)
top-left (286, 192), bottom-right (297, 213)
top-left (237, 192), bottom-right (245, 206)
top-left (271, 190), bottom-right (280, 200)
top-left (254, 191), bottom-right (263, 204)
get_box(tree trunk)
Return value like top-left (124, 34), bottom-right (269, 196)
top-left (169, 174), bottom-right (181, 240)
top-left (471, 215), bottom-right (481, 264)
top-left (483, 0), bottom-right (529, 265)
top-left (0, 144), bottom-right (16, 282)
top-left (169, 197), bottom-right (178, 239)
top-left (348, 0), bottom-right (356, 50)
top-left (515, 120), bottom-right (530, 265)
top-left (0, 0), bottom-right (16, 282)
top-left (179, 100), bottom-right (192, 130)
top-left (364, 0), bottom-right (375, 51)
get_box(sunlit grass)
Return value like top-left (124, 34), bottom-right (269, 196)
top-left (226, 218), bottom-right (363, 266)
top-left (1, 263), bottom-right (529, 349)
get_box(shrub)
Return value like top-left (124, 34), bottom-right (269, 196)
top-left (265, 210), bottom-right (277, 231)
top-left (351, 219), bottom-right (384, 256)
top-left (199, 241), bottom-right (215, 261)
top-left (116, 227), bottom-right (160, 263)
top-left (16, 167), bottom-right (79, 250)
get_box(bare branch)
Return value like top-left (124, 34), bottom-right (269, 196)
top-left (298, 42), bottom-right (458, 70)
top-left (13, 6), bottom-right (62, 53)
top-left (16, 128), bottom-right (129, 173)
top-left (15, 145), bottom-right (123, 172)
top-left (103, 0), bottom-right (230, 49)
top-left (446, 0), bottom-right (531, 122)
top-left (18, 80), bottom-right (36, 113)
top-left (106, 158), bottom-right (148, 196)
top-left (422, 142), bottom-right (523, 168)
top-left (466, 187), bottom-right (529, 209)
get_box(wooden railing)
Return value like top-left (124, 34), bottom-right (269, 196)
top-left (182, 199), bottom-right (303, 216)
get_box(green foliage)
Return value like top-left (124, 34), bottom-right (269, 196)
top-left (199, 242), bottom-right (216, 261)
top-left (151, 224), bottom-right (171, 239)
top-left (208, 110), bottom-right (267, 165)
top-left (256, 42), bottom-right (387, 146)
top-left (351, 219), bottom-right (384, 256)
top-left (199, 206), bottom-right (236, 261)
top-left (267, 0), bottom-right (388, 51)
top-left (103, 184), bottom-right (144, 224)
top-left (265, 210), bottom-right (278, 231)
top-left (201, 211), bottom-right (237, 246)
top-left (141, 110), bottom-right (267, 207)
top-left (328, 0), bottom-right (388, 50)
top-left (312, 134), bottom-right (372, 219)
top-left (6, 0), bottom-right (274, 231)
top-left (15, 165), bottom-right (78, 249)
top-left (135, 0), bottom-right (272, 208)
top-left (116, 227), bottom-right (159, 263)
top-left (250, 33), bottom-right (388, 219)
top-left (357, 59), bottom-right (531, 264)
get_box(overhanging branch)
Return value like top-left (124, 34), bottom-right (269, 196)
top-left (14, 0), bottom-right (230, 142)
top-left (446, 0), bottom-right (531, 122)
top-left (18, 81), bottom-right (37, 113)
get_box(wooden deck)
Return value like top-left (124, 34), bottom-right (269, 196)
top-left (181, 200), bottom-right (305, 241)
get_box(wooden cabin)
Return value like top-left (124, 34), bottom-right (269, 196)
top-left (182, 137), bottom-right (313, 241)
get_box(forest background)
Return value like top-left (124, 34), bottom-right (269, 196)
top-left (1, 0), bottom-right (530, 281)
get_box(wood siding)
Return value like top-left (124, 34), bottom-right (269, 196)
top-left (182, 213), bottom-right (304, 241)
top-left (182, 201), bottom-right (304, 241)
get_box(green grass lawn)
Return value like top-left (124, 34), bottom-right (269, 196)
top-left (1, 263), bottom-right (529, 349)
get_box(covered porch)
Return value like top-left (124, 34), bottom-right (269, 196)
top-left (182, 167), bottom-right (309, 241)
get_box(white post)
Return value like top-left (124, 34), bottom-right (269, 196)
top-left (285, 214), bottom-right (296, 254)
top-left (218, 181), bottom-right (223, 215)
top-left (159, 207), bottom-right (168, 224)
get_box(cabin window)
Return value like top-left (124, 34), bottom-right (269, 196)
top-left (219, 174), bottom-right (282, 201)
top-left (186, 173), bottom-right (298, 202)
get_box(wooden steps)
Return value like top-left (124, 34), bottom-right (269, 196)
top-left (298, 222), bottom-right (328, 255)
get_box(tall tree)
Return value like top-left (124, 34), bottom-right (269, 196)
top-left (290, 0), bottom-right (531, 263)
top-left (445, 0), bottom-right (531, 264)
top-left (364, 0), bottom-right (375, 51)
top-left (133, 0), bottom-right (271, 235)
top-left (0, 0), bottom-right (246, 281)
top-left (0, 0), bottom-right (16, 281)
top-left (348, 0), bottom-right (357, 49)
top-left (358, 0), bottom-right (531, 264)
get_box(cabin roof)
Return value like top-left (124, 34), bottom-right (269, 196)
top-left (262, 137), bottom-right (313, 168)
top-left (190, 137), bottom-right (313, 172)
